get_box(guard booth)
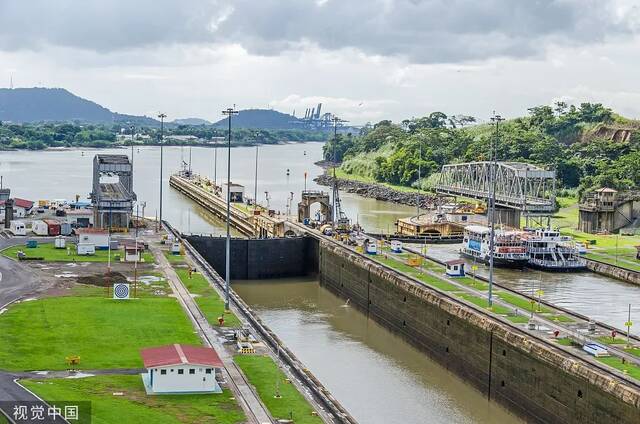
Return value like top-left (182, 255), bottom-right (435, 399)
top-left (445, 259), bottom-right (466, 277)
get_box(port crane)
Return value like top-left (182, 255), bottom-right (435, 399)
top-left (330, 115), bottom-right (351, 234)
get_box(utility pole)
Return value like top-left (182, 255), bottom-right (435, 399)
top-left (417, 138), bottom-right (422, 218)
top-left (488, 113), bottom-right (504, 307)
top-left (158, 113), bottom-right (167, 232)
top-left (130, 125), bottom-right (135, 191)
top-left (213, 144), bottom-right (218, 186)
top-left (330, 115), bottom-right (347, 229)
top-left (134, 203), bottom-right (139, 298)
top-left (222, 107), bottom-right (238, 310)
top-left (254, 133), bottom-right (259, 212)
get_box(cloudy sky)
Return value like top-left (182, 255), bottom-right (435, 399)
top-left (1, 0), bottom-right (639, 124)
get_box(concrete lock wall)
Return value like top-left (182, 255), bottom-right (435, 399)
top-left (186, 236), bottom-right (318, 280)
top-left (318, 241), bottom-right (640, 424)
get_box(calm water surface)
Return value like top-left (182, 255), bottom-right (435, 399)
top-left (235, 277), bottom-right (522, 424)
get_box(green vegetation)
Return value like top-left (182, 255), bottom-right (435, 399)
top-left (234, 356), bottom-right (321, 424)
top-left (2, 243), bottom-right (154, 263)
top-left (163, 250), bottom-right (186, 264)
top-left (328, 102), bottom-right (640, 196)
top-left (598, 356), bottom-right (640, 380)
top-left (175, 268), bottom-right (241, 327)
top-left (22, 375), bottom-right (244, 424)
top-left (0, 120), bottom-right (327, 150)
top-left (555, 337), bottom-right (574, 346)
top-left (0, 296), bottom-right (200, 371)
top-left (497, 291), bottom-right (552, 314)
top-left (457, 293), bottom-right (511, 315)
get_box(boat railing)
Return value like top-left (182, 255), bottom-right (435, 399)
top-left (528, 247), bottom-right (577, 254)
top-left (529, 258), bottom-right (586, 268)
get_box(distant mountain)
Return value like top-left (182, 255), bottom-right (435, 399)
top-left (172, 117), bottom-right (211, 125)
top-left (0, 87), bottom-right (159, 125)
top-left (212, 109), bottom-right (302, 129)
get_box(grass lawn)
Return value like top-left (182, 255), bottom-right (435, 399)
top-left (2, 243), bottom-right (155, 263)
top-left (497, 291), bottom-right (552, 314)
top-left (598, 356), bottom-right (640, 380)
top-left (175, 268), bottom-right (241, 328)
top-left (456, 293), bottom-right (511, 315)
top-left (505, 315), bottom-right (530, 324)
top-left (234, 356), bottom-right (321, 424)
top-left (163, 250), bottom-right (186, 264)
top-left (555, 337), bottom-right (574, 346)
top-left (22, 375), bottom-right (244, 424)
top-left (0, 296), bottom-right (200, 371)
top-left (584, 251), bottom-right (640, 273)
top-left (374, 256), bottom-right (459, 291)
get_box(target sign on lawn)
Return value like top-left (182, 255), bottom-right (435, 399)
top-left (113, 283), bottom-right (130, 300)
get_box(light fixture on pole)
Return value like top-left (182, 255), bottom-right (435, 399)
top-left (158, 113), bottom-right (167, 232)
top-left (222, 106), bottom-right (238, 311)
top-left (488, 112), bottom-right (504, 307)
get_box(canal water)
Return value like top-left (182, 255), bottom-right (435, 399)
top-left (423, 244), bottom-right (640, 336)
top-left (2, 142), bottom-right (639, 422)
top-left (234, 277), bottom-right (522, 424)
top-left (0, 143), bottom-right (413, 235)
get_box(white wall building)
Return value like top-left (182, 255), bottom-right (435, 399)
top-left (140, 344), bottom-right (223, 394)
top-left (76, 228), bottom-right (109, 249)
top-left (66, 210), bottom-right (94, 227)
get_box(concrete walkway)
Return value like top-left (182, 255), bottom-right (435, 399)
top-left (153, 245), bottom-right (273, 424)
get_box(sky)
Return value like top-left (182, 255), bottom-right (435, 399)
top-left (1, 0), bottom-right (640, 125)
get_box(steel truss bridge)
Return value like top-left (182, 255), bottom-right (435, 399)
top-left (436, 161), bottom-right (556, 213)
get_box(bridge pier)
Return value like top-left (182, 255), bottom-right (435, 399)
top-left (494, 207), bottom-right (521, 228)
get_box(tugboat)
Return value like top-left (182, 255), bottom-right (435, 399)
top-left (523, 228), bottom-right (586, 271)
top-left (460, 225), bottom-right (529, 268)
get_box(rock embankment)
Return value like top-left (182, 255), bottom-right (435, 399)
top-left (314, 172), bottom-right (440, 208)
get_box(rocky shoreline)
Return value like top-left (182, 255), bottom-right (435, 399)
top-left (314, 172), bottom-right (440, 208)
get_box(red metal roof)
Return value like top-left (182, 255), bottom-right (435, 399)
top-left (445, 259), bottom-right (466, 266)
top-left (140, 344), bottom-right (223, 368)
top-left (76, 228), bottom-right (108, 234)
top-left (0, 198), bottom-right (34, 209)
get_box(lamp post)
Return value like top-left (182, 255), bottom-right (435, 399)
top-left (130, 125), bottom-right (135, 184)
top-left (488, 113), bottom-right (504, 307)
top-left (254, 133), bottom-right (259, 212)
top-left (222, 107), bottom-right (238, 310)
top-left (158, 113), bottom-right (167, 232)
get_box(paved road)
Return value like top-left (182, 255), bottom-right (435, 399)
top-left (0, 372), bottom-right (69, 424)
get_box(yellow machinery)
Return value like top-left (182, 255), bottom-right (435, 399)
top-left (406, 255), bottom-right (423, 267)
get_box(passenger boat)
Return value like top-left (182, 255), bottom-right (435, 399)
top-left (460, 225), bottom-right (529, 268)
top-left (523, 228), bottom-right (587, 271)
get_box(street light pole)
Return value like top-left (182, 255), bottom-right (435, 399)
top-left (130, 125), bottom-right (135, 190)
top-left (254, 133), bottom-right (259, 212)
top-left (417, 139), bottom-right (421, 218)
top-left (158, 113), bottom-right (167, 232)
top-left (488, 112), bottom-right (504, 308)
top-left (222, 107), bottom-right (238, 310)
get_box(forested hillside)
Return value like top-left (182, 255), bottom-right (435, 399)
top-left (325, 103), bottom-right (640, 196)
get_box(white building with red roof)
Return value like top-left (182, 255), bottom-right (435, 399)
top-left (140, 344), bottom-right (224, 394)
top-left (0, 198), bottom-right (34, 218)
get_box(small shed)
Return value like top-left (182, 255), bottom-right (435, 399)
top-left (66, 209), bottom-right (94, 228)
top-left (445, 259), bottom-right (466, 277)
top-left (222, 182), bottom-right (244, 203)
top-left (125, 245), bottom-right (141, 262)
top-left (76, 228), bottom-right (109, 249)
top-left (140, 344), bottom-right (223, 395)
top-left (9, 220), bottom-right (26, 236)
top-left (31, 220), bottom-right (49, 236)
top-left (77, 243), bottom-right (95, 255)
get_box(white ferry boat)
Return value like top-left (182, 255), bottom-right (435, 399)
top-left (460, 225), bottom-right (529, 268)
top-left (523, 228), bottom-right (586, 271)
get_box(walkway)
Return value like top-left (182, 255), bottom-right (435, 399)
top-left (153, 245), bottom-right (273, 424)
